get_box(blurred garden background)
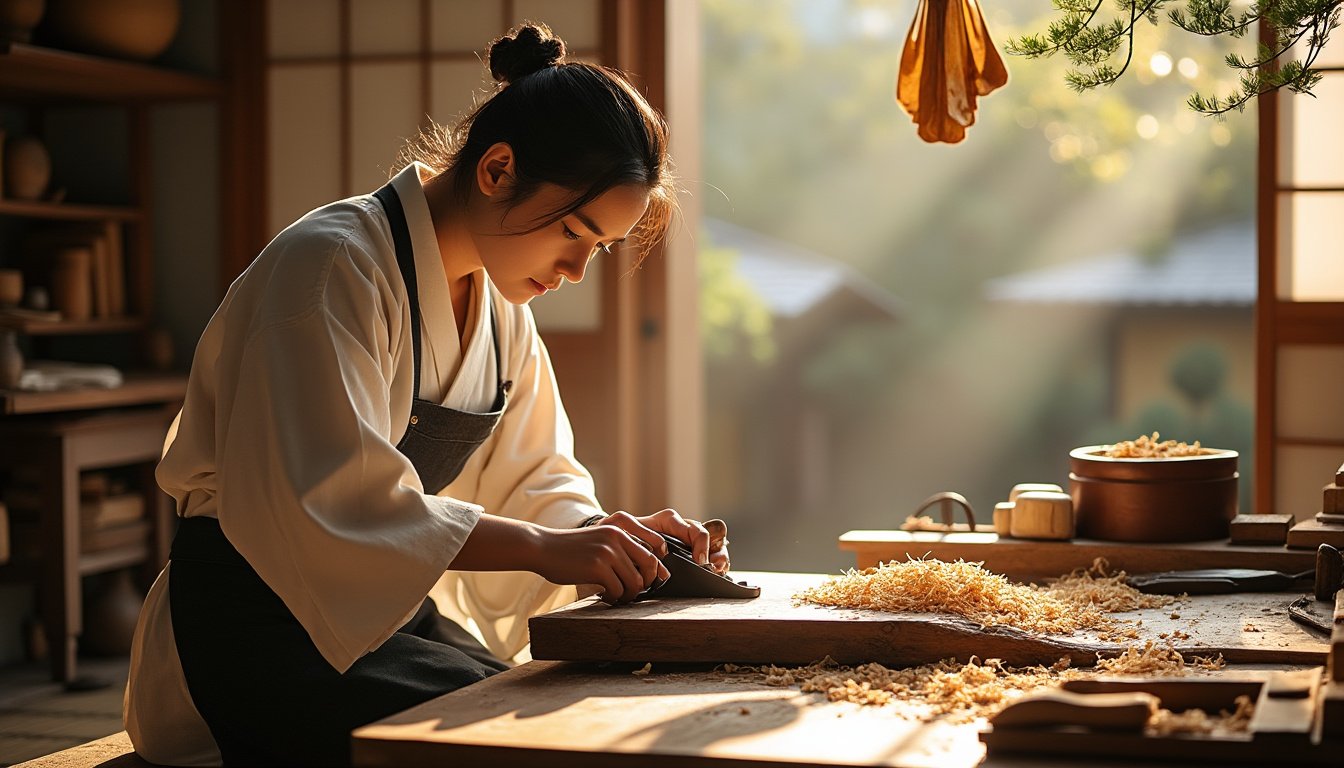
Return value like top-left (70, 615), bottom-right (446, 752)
top-left (697, 0), bottom-right (1257, 572)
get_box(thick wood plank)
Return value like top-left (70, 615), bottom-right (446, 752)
top-left (352, 660), bottom-right (992, 768)
top-left (838, 531), bottom-right (1315, 579)
top-left (1229, 514), bottom-right (1295, 545)
top-left (0, 42), bottom-right (220, 102)
top-left (529, 573), bottom-right (1327, 668)
top-left (1287, 520), bottom-right (1344, 550)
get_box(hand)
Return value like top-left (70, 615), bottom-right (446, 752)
top-left (534, 523), bottom-right (670, 604)
top-left (601, 509), bottom-right (731, 576)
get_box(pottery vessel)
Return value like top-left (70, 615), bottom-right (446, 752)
top-left (1069, 445), bottom-right (1239, 543)
top-left (46, 0), bottom-right (179, 61)
top-left (0, 268), bottom-right (22, 307)
top-left (4, 135), bottom-right (51, 201)
top-left (0, 0), bottom-right (44, 43)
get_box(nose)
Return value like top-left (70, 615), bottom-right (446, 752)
top-left (555, 250), bottom-right (589, 284)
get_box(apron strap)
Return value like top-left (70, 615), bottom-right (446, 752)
top-left (372, 185), bottom-right (423, 402)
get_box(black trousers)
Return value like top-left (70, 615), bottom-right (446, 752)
top-left (169, 517), bottom-right (507, 768)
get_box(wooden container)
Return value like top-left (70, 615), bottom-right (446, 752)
top-left (52, 246), bottom-right (92, 321)
top-left (1069, 445), bottom-right (1238, 542)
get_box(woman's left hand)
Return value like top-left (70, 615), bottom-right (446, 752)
top-left (598, 509), bottom-right (731, 575)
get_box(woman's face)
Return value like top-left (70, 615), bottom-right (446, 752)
top-left (475, 181), bottom-right (650, 305)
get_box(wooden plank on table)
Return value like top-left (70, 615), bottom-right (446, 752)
top-left (1229, 514), bottom-right (1295, 545)
top-left (1287, 520), bottom-right (1344, 550)
top-left (353, 660), bottom-right (988, 768)
top-left (1249, 670), bottom-right (1320, 735)
top-left (529, 573), bottom-right (1327, 668)
top-left (837, 531), bottom-right (1315, 578)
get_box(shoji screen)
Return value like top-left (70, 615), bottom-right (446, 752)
top-left (1258, 29), bottom-right (1344, 517)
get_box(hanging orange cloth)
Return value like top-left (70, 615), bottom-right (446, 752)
top-left (896, 0), bottom-right (1008, 144)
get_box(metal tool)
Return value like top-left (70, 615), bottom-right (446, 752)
top-left (1127, 568), bottom-right (1313, 594)
top-left (901, 491), bottom-right (978, 532)
top-left (1285, 544), bottom-right (1342, 637)
top-left (640, 533), bottom-right (760, 600)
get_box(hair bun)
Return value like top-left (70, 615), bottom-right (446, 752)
top-left (489, 23), bottom-right (565, 85)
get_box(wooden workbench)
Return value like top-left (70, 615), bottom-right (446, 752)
top-left (352, 659), bottom-right (1326, 768)
top-left (355, 569), bottom-right (1331, 767)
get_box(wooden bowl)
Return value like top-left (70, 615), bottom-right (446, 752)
top-left (1069, 446), bottom-right (1238, 543)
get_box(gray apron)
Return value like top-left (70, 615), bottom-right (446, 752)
top-left (166, 181), bottom-right (513, 768)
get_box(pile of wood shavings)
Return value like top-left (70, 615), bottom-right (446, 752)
top-left (1095, 640), bottom-right (1225, 675)
top-left (1042, 558), bottom-right (1175, 613)
top-left (1103, 432), bottom-right (1208, 458)
top-left (796, 557), bottom-right (1172, 635)
top-left (1147, 695), bottom-right (1254, 736)
top-left (718, 656), bottom-right (1081, 722)
top-left (717, 647), bottom-right (1226, 723)
top-left (797, 558), bottom-right (1103, 634)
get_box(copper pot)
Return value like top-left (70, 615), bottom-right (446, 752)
top-left (1069, 446), bottom-right (1239, 542)
top-left (46, 0), bottom-right (179, 61)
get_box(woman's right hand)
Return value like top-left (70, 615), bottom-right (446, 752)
top-left (534, 524), bottom-right (671, 604)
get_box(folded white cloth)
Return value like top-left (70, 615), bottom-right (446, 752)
top-left (18, 360), bottom-right (123, 391)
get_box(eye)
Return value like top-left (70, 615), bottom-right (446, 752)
top-left (561, 223), bottom-right (581, 241)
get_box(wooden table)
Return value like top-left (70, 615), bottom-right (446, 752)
top-left (355, 570), bottom-right (1330, 767)
top-left (0, 407), bottom-right (176, 683)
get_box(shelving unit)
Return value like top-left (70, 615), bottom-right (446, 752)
top-left (0, 35), bottom-right (218, 682)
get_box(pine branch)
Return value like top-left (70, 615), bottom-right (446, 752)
top-left (1009, 0), bottom-right (1343, 115)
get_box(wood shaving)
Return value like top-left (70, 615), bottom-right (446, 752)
top-left (1103, 432), bottom-right (1209, 458)
top-left (797, 557), bottom-right (1169, 636)
top-left (716, 647), bottom-right (1223, 723)
top-left (631, 662), bottom-right (652, 676)
top-left (1094, 641), bottom-right (1224, 675)
top-left (1146, 695), bottom-right (1254, 736)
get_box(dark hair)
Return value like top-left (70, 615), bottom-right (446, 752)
top-left (397, 22), bottom-right (676, 260)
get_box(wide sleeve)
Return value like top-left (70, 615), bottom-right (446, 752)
top-left (432, 303), bottom-right (603, 659)
top-left (212, 246), bottom-right (481, 674)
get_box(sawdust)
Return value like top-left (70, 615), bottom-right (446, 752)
top-left (1147, 695), bottom-right (1254, 736)
top-left (1103, 432), bottom-right (1209, 458)
top-left (796, 557), bottom-right (1172, 637)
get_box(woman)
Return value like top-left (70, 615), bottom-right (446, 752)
top-left (125, 23), bottom-right (727, 767)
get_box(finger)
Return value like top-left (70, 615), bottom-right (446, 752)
top-left (599, 512), bottom-right (669, 558)
top-left (650, 509), bottom-right (709, 565)
top-left (709, 548), bottom-right (730, 575)
top-left (595, 571), bottom-right (622, 605)
top-left (609, 549), bottom-right (645, 602)
top-left (622, 535), bottom-right (667, 587)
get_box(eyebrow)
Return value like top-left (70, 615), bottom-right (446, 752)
top-left (573, 211), bottom-right (606, 238)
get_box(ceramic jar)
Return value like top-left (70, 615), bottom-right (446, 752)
top-left (0, 0), bottom-right (44, 43)
top-left (4, 135), bottom-right (51, 201)
top-left (0, 268), bottom-right (22, 307)
top-left (0, 330), bottom-right (23, 389)
top-left (46, 0), bottom-right (180, 61)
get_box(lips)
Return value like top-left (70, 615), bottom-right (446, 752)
top-left (529, 278), bottom-right (547, 295)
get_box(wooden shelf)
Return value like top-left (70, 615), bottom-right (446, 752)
top-left (0, 372), bottom-right (187, 415)
top-left (0, 42), bottom-right (219, 102)
top-left (0, 198), bottom-right (141, 221)
top-left (0, 315), bottom-right (144, 335)
top-left (838, 530), bottom-right (1317, 580)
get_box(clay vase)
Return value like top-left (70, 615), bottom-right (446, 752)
top-left (51, 246), bottom-right (92, 321)
top-left (0, 330), bottom-right (23, 389)
top-left (4, 135), bottom-right (51, 201)
top-left (0, 268), bottom-right (22, 307)
top-left (81, 568), bottom-right (145, 656)
top-left (0, 0), bottom-right (44, 43)
top-left (46, 0), bottom-right (180, 61)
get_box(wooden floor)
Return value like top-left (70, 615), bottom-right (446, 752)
top-left (0, 658), bottom-right (127, 767)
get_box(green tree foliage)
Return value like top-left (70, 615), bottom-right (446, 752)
top-left (699, 235), bottom-right (776, 364)
top-left (1009, 0), bottom-right (1342, 114)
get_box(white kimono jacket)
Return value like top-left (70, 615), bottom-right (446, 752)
top-left (124, 163), bottom-right (602, 766)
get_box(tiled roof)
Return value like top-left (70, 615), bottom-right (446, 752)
top-left (704, 218), bottom-right (903, 320)
top-left (983, 225), bottom-right (1255, 306)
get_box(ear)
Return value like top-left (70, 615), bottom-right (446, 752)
top-left (476, 142), bottom-right (516, 198)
